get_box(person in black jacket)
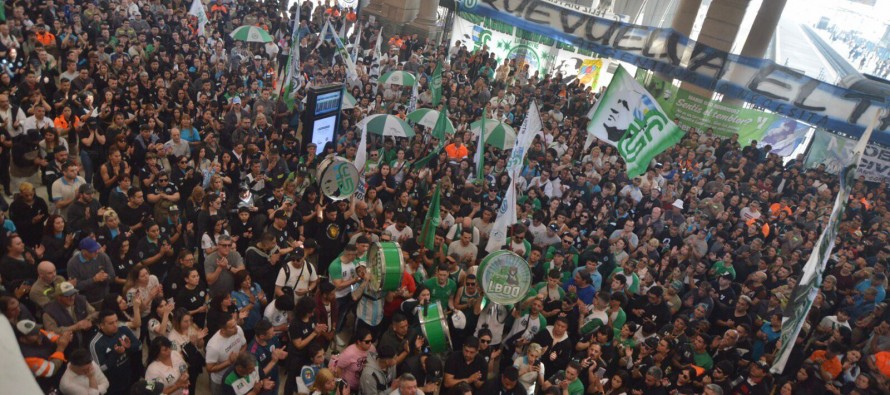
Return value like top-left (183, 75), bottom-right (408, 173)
top-left (533, 316), bottom-right (574, 376)
top-left (479, 366), bottom-right (524, 395)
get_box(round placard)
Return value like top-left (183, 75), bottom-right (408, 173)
top-left (478, 250), bottom-right (531, 305)
top-left (318, 157), bottom-right (359, 201)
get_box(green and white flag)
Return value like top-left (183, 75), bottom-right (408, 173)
top-left (419, 184), bottom-right (441, 250)
top-left (282, 2), bottom-right (302, 110)
top-left (328, 22), bottom-right (357, 78)
top-left (430, 61), bottom-right (443, 107)
top-left (585, 65), bottom-right (685, 178)
top-left (475, 109), bottom-right (487, 182)
top-left (770, 111), bottom-right (881, 374)
top-left (189, 0), bottom-right (208, 36)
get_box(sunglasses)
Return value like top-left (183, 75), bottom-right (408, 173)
top-left (466, 282), bottom-right (476, 286)
top-left (361, 338), bottom-right (373, 344)
top-left (479, 339), bottom-right (491, 344)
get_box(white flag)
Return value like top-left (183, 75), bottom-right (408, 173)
top-left (507, 101), bottom-right (543, 175)
top-left (316, 20), bottom-right (331, 50)
top-left (486, 179), bottom-right (516, 253)
top-left (189, 0), bottom-right (209, 36)
top-left (354, 123), bottom-right (368, 173)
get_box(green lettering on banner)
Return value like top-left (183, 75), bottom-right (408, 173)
top-left (634, 71), bottom-right (778, 145)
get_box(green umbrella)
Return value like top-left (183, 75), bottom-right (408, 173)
top-left (470, 118), bottom-right (516, 149)
top-left (406, 109), bottom-right (455, 134)
top-left (378, 71), bottom-right (416, 87)
top-left (229, 25), bottom-right (273, 43)
top-left (360, 114), bottom-right (416, 138)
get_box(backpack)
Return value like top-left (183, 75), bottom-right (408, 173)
top-left (281, 260), bottom-right (314, 297)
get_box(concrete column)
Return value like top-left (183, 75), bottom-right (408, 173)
top-left (679, 0), bottom-right (751, 97)
top-left (654, 0), bottom-right (702, 81)
top-left (723, 0), bottom-right (788, 104)
top-left (405, 0), bottom-right (440, 40)
top-left (362, 0), bottom-right (420, 35)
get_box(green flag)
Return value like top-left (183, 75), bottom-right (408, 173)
top-left (476, 109), bottom-right (486, 182)
top-left (430, 61), bottom-right (443, 107)
top-left (419, 184), bottom-right (441, 250)
top-left (432, 106), bottom-right (449, 140)
top-left (586, 65), bottom-right (685, 178)
top-left (411, 140), bottom-right (443, 170)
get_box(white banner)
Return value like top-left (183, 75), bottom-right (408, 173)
top-left (804, 129), bottom-right (890, 183)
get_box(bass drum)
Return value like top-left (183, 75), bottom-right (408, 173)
top-left (418, 301), bottom-right (452, 353)
top-left (317, 156), bottom-right (359, 201)
top-left (367, 242), bottom-right (404, 292)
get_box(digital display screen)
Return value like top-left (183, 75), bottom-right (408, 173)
top-left (312, 115), bottom-right (337, 149)
top-left (315, 91), bottom-right (342, 116)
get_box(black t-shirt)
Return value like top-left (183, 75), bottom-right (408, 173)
top-left (175, 284), bottom-right (209, 313)
top-left (288, 317), bottom-right (316, 364)
top-left (444, 352), bottom-right (487, 385)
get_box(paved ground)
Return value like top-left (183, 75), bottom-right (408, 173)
top-left (773, 17), bottom-right (840, 83)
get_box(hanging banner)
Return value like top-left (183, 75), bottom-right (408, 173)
top-left (577, 59), bottom-right (603, 88)
top-left (452, 14), bottom-right (605, 89)
top-left (804, 129), bottom-right (890, 183)
top-left (458, 0), bottom-right (890, 145)
top-left (635, 70), bottom-right (812, 148)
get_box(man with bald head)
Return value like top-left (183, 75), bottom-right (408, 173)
top-left (30, 261), bottom-right (66, 307)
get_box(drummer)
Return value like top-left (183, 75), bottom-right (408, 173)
top-left (424, 264), bottom-right (456, 310)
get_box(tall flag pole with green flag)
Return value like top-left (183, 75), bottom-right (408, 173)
top-left (475, 109), bottom-right (486, 182)
top-left (282, 1), bottom-right (302, 110)
top-left (430, 61), bottom-right (443, 107)
top-left (418, 184), bottom-right (441, 250)
top-left (411, 107), bottom-right (449, 170)
top-left (585, 65), bottom-right (685, 178)
top-left (770, 110), bottom-right (882, 374)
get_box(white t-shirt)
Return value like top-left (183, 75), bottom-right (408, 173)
top-left (275, 261), bottom-right (318, 298)
top-left (145, 352), bottom-right (187, 395)
top-left (206, 326), bottom-right (247, 384)
top-left (263, 302), bottom-right (289, 330)
top-left (385, 223), bottom-right (414, 242)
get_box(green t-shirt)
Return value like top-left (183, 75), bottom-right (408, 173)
top-left (423, 278), bottom-right (456, 307)
top-left (223, 366), bottom-right (260, 395)
top-left (609, 267), bottom-right (640, 295)
top-left (694, 351), bottom-right (714, 370)
top-left (710, 261), bottom-right (736, 280)
top-left (568, 378), bottom-right (584, 395)
top-left (544, 262), bottom-right (573, 284)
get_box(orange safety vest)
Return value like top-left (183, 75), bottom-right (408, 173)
top-left (36, 31), bottom-right (56, 46)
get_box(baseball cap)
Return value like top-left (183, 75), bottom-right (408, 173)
top-left (130, 379), bottom-right (165, 395)
top-left (232, 96), bottom-right (242, 104)
top-left (303, 238), bottom-right (318, 249)
top-left (56, 281), bottom-right (78, 297)
top-left (79, 237), bottom-right (101, 253)
top-left (548, 223), bottom-right (559, 232)
top-left (15, 320), bottom-right (42, 336)
top-left (273, 210), bottom-right (289, 220)
top-left (377, 344), bottom-right (397, 360)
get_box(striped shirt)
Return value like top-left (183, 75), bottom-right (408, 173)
top-left (355, 282), bottom-right (385, 326)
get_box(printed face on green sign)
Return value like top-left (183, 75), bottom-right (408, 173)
top-left (480, 252), bottom-right (531, 305)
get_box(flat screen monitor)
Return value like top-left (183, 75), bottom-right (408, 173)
top-left (312, 114), bottom-right (338, 149)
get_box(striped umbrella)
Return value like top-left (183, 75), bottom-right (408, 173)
top-left (406, 109), bottom-right (455, 134)
top-left (359, 114), bottom-right (416, 138)
top-left (229, 25), bottom-right (273, 43)
top-left (470, 118), bottom-right (516, 149)
top-left (378, 71), bottom-right (416, 87)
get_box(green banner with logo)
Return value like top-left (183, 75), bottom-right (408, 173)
top-left (634, 70), bottom-right (781, 146)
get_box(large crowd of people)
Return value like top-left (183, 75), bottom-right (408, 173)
top-left (0, 0), bottom-right (888, 395)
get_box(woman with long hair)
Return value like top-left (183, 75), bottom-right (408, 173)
top-left (205, 290), bottom-right (238, 338)
top-left (231, 270), bottom-right (265, 341)
top-left (310, 368), bottom-right (345, 395)
top-left (145, 337), bottom-right (189, 395)
top-left (123, 264), bottom-right (162, 322)
top-left (40, 214), bottom-right (75, 270)
top-left (201, 215), bottom-right (229, 259)
top-left (168, 308), bottom-right (207, 395)
top-left (147, 297), bottom-right (176, 342)
top-left (174, 266), bottom-right (209, 327)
